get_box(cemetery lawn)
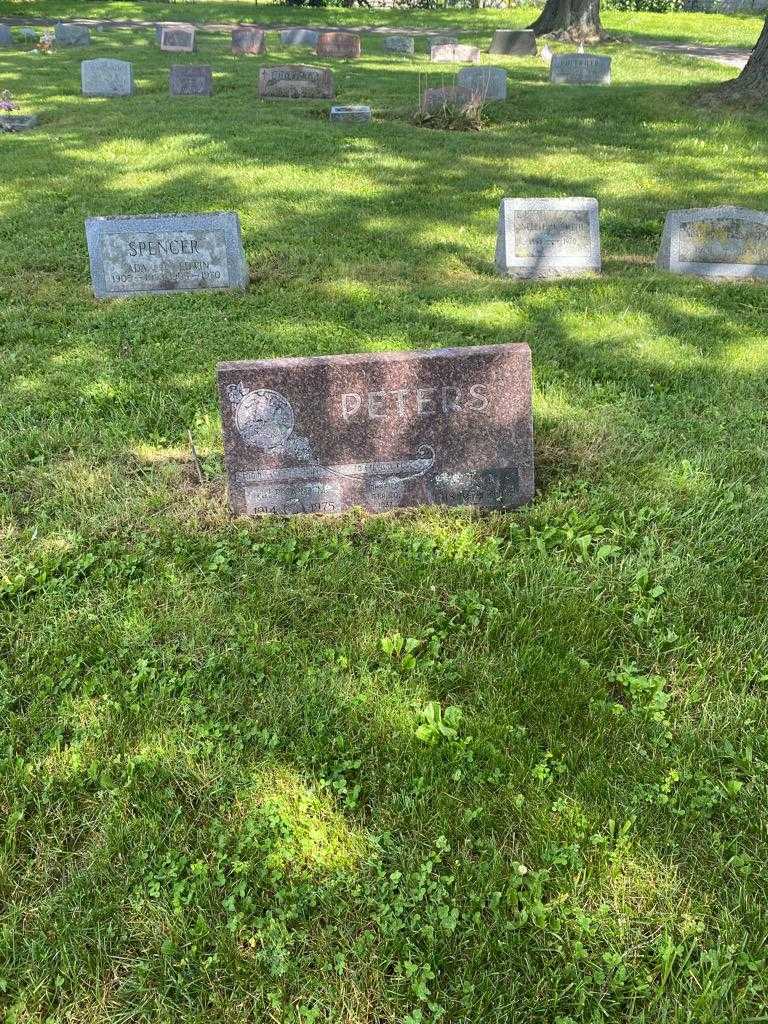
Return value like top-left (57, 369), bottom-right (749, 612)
top-left (2, 16), bottom-right (768, 1024)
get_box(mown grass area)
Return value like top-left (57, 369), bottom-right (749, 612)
top-left (0, 0), bottom-right (765, 48)
top-left (2, 16), bottom-right (768, 1024)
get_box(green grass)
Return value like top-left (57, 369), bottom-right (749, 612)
top-left (2, 14), bottom-right (768, 1024)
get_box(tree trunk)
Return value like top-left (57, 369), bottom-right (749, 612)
top-left (703, 17), bottom-right (768, 103)
top-left (529, 0), bottom-right (604, 43)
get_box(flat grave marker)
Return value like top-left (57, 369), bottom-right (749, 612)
top-left (81, 58), bottom-right (134, 97)
top-left (85, 212), bottom-right (248, 299)
top-left (330, 104), bottom-right (372, 123)
top-left (496, 197), bottom-right (601, 279)
top-left (259, 64), bottom-right (334, 99)
top-left (217, 343), bottom-right (534, 516)
top-left (657, 206), bottom-right (768, 280)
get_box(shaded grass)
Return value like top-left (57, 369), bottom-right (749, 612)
top-left (1, 16), bottom-right (768, 1024)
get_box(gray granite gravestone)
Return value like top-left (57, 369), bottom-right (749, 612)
top-left (489, 29), bottom-right (536, 56)
top-left (495, 198), bottom-right (601, 279)
top-left (316, 31), bottom-right (361, 58)
top-left (550, 53), bottom-right (611, 85)
top-left (0, 25), bottom-right (13, 46)
top-left (81, 59), bottom-right (134, 97)
top-left (330, 104), bottom-right (371, 123)
top-left (656, 206), bottom-right (768, 280)
top-left (384, 34), bottom-right (415, 55)
top-left (1, 114), bottom-right (38, 131)
top-left (431, 42), bottom-right (481, 64)
top-left (457, 66), bottom-right (507, 101)
top-left (85, 212), bottom-right (248, 298)
top-left (170, 65), bottom-right (213, 96)
top-left (421, 85), bottom-right (474, 112)
top-left (160, 25), bottom-right (196, 53)
top-left (55, 23), bottom-right (90, 46)
top-left (232, 27), bottom-right (266, 55)
top-left (217, 343), bottom-right (534, 516)
top-left (280, 28), bottom-right (320, 47)
top-left (259, 64), bottom-right (334, 99)
top-left (155, 22), bottom-right (194, 44)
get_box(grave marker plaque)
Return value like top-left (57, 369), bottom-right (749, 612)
top-left (330, 104), bottom-right (371, 123)
top-left (85, 212), bottom-right (248, 298)
top-left (495, 198), bottom-right (601, 279)
top-left (259, 64), bottom-right (334, 99)
top-left (218, 343), bottom-right (534, 516)
top-left (657, 206), bottom-right (768, 280)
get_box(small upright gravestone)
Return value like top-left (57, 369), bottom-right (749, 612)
top-left (81, 59), bottom-right (134, 97)
top-left (496, 198), bottom-right (601, 279)
top-left (280, 28), bottom-right (319, 47)
top-left (550, 53), bottom-right (611, 85)
top-left (217, 343), bottom-right (534, 516)
top-left (156, 22), bottom-right (194, 44)
top-left (431, 43), bottom-right (481, 64)
top-left (85, 212), bottom-right (248, 299)
top-left (316, 31), bottom-right (361, 58)
top-left (421, 85), bottom-right (474, 112)
top-left (232, 28), bottom-right (266, 55)
top-left (656, 206), bottom-right (768, 280)
top-left (457, 66), bottom-right (507, 101)
top-left (330, 105), bottom-right (371, 123)
top-left (160, 25), bottom-right (196, 53)
top-left (170, 65), bottom-right (213, 96)
top-left (489, 29), bottom-right (536, 56)
top-left (259, 65), bottom-right (334, 99)
top-left (55, 23), bottom-right (91, 46)
top-left (384, 34), bottom-right (415, 55)
top-left (0, 25), bottom-right (13, 46)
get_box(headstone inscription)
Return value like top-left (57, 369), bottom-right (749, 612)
top-left (81, 59), bottom-right (134, 97)
top-left (457, 66), bottom-right (507, 101)
top-left (432, 35), bottom-right (458, 46)
top-left (259, 64), bottom-right (334, 99)
top-left (160, 25), bottom-right (196, 53)
top-left (430, 43), bottom-right (481, 64)
top-left (0, 25), bottom-right (13, 46)
top-left (495, 198), bottom-right (601, 279)
top-left (84, 212), bottom-right (248, 299)
top-left (656, 206), bottom-right (768, 280)
top-left (384, 34), bottom-right (415, 55)
top-left (550, 53), bottom-right (611, 85)
top-left (231, 27), bottom-right (266, 55)
top-left (55, 23), bottom-right (91, 46)
top-left (280, 28), bottom-right (320, 47)
top-left (489, 29), bottom-right (536, 56)
top-left (170, 65), bottom-right (213, 96)
top-left (316, 31), bottom-right (361, 58)
top-left (330, 105), bottom-right (372, 123)
top-left (217, 343), bottom-right (534, 516)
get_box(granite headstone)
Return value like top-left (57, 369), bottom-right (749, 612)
top-left (231, 27), bottom-right (266, 55)
top-left (55, 23), bottom-right (90, 46)
top-left (431, 43), bottom-right (481, 64)
top-left (0, 25), bottom-right (13, 46)
top-left (550, 53), bottom-right (611, 85)
top-left (495, 197), bottom-right (601, 279)
top-left (280, 28), bottom-right (320, 47)
top-left (489, 29), bottom-right (536, 56)
top-left (259, 64), bottom-right (334, 99)
top-left (316, 31), bottom-right (361, 58)
top-left (457, 66), bottom-right (507, 100)
top-left (155, 22), bottom-right (194, 44)
top-left (160, 25), bottom-right (196, 53)
top-left (656, 206), bottom-right (768, 280)
top-left (85, 212), bottom-right (248, 298)
top-left (170, 65), bottom-right (213, 96)
top-left (330, 104), bottom-right (371, 123)
top-left (81, 58), bottom-right (134, 97)
top-left (384, 34), bottom-right (415, 55)
top-left (217, 343), bottom-right (534, 516)
top-left (0, 113), bottom-right (39, 131)
top-left (421, 85), bottom-right (474, 112)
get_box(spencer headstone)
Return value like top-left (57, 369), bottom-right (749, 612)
top-left (550, 53), bottom-right (611, 85)
top-left (496, 198), bottom-right (601, 279)
top-left (81, 59), bottom-right (134, 97)
top-left (232, 27), bottom-right (266, 55)
top-left (384, 34), bottom-right (415, 55)
top-left (217, 343), bottom-right (534, 516)
top-left (280, 28), bottom-right (320, 47)
top-left (457, 66), bottom-right (507, 101)
top-left (85, 212), bottom-right (248, 299)
top-left (160, 25), bottom-right (196, 53)
top-left (431, 43), bottom-right (481, 64)
top-left (656, 206), bottom-right (768, 280)
top-left (259, 64), bottom-right (334, 99)
top-left (316, 31), bottom-right (361, 58)
top-left (489, 29), bottom-right (536, 56)
top-left (55, 23), bottom-right (90, 46)
top-left (170, 65), bottom-right (213, 96)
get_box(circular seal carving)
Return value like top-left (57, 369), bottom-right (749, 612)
top-left (235, 389), bottom-right (295, 452)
